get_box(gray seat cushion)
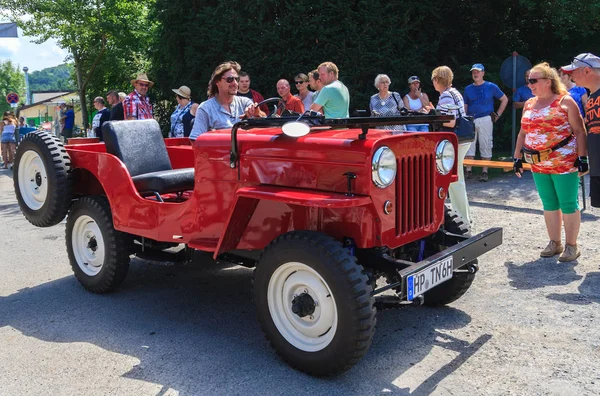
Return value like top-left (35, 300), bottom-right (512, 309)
top-left (132, 168), bottom-right (195, 196)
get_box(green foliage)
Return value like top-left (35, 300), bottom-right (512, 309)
top-left (149, 0), bottom-right (600, 151)
top-left (29, 64), bottom-right (76, 92)
top-left (0, 59), bottom-right (24, 114)
top-left (0, 0), bottom-right (156, 128)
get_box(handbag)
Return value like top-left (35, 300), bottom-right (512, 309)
top-left (447, 90), bottom-right (476, 142)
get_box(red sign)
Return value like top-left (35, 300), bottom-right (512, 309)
top-left (6, 92), bottom-right (19, 104)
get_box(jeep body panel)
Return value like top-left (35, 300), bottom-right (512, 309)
top-left (65, 126), bottom-right (458, 253)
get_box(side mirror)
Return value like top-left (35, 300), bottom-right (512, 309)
top-left (282, 121), bottom-right (310, 137)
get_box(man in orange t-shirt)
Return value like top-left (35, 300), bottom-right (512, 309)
top-left (276, 79), bottom-right (305, 116)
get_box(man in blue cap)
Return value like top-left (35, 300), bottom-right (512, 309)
top-left (463, 63), bottom-right (509, 181)
top-left (562, 53), bottom-right (600, 208)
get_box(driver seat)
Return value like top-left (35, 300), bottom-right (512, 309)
top-left (102, 119), bottom-right (194, 200)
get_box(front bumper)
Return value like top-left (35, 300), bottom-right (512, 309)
top-left (372, 227), bottom-right (503, 299)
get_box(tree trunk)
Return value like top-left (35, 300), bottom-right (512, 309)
top-left (73, 53), bottom-right (88, 130)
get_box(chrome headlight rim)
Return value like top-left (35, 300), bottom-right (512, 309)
top-left (436, 139), bottom-right (455, 175)
top-left (372, 146), bottom-right (397, 188)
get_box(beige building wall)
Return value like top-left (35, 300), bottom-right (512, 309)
top-left (31, 92), bottom-right (69, 104)
top-left (18, 92), bottom-right (82, 128)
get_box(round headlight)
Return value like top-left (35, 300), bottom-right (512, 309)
top-left (372, 146), bottom-right (397, 188)
top-left (436, 140), bottom-right (455, 175)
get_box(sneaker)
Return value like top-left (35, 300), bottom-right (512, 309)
top-left (558, 244), bottom-right (580, 262)
top-left (480, 172), bottom-right (488, 182)
top-left (540, 240), bottom-right (563, 257)
top-left (466, 170), bottom-right (472, 179)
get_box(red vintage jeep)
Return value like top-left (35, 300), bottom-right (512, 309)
top-left (13, 112), bottom-right (502, 376)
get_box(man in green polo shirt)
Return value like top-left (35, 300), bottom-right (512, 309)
top-left (310, 61), bottom-right (350, 118)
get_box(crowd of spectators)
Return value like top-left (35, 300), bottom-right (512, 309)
top-left (26, 54), bottom-right (594, 263)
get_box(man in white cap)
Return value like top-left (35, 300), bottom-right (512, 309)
top-left (463, 63), bottom-right (509, 181)
top-left (562, 53), bottom-right (600, 208)
top-left (124, 73), bottom-right (154, 120)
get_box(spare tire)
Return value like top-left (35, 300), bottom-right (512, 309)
top-left (13, 131), bottom-right (72, 227)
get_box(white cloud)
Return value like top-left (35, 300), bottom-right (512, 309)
top-left (0, 27), bottom-right (68, 71)
top-left (0, 37), bottom-right (20, 57)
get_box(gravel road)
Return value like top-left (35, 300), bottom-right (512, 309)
top-left (1, 167), bottom-right (599, 396)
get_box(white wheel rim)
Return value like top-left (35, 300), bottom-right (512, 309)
top-left (267, 262), bottom-right (338, 352)
top-left (72, 215), bottom-right (105, 276)
top-left (17, 150), bottom-right (49, 211)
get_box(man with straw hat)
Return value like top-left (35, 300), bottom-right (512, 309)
top-left (124, 72), bottom-right (154, 120)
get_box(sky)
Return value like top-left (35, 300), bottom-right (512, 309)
top-left (0, 26), bottom-right (68, 72)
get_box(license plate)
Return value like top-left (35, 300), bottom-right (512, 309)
top-left (407, 256), bottom-right (453, 301)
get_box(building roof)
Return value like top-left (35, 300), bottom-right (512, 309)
top-left (18, 91), bottom-right (78, 111)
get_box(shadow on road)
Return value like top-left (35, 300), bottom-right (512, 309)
top-left (0, 256), bottom-right (487, 395)
top-left (0, 201), bottom-right (21, 217)
top-left (546, 272), bottom-right (600, 305)
top-left (504, 259), bottom-right (583, 290)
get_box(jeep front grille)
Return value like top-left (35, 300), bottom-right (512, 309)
top-left (396, 153), bottom-right (435, 235)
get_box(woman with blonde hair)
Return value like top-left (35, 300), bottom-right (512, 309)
top-left (1, 112), bottom-right (18, 169)
top-left (429, 66), bottom-right (472, 224)
top-left (513, 62), bottom-right (588, 262)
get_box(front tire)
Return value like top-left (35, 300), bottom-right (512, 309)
top-left (254, 231), bottom-right (376, 376)
top-left (424, 207), bottom-right (477, 306)
top-left (66, 196), bottom-right (130, 293)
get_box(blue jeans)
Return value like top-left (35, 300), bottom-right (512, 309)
top-left (406, 124), bottom-right (429, 132)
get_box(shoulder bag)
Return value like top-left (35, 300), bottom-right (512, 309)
top-left (447, 89), bottom-right (476, 142)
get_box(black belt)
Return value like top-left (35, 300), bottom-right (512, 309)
top-left (522, 134), bottom-right (572, 155)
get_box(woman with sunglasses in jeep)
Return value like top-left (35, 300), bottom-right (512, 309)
top-left (513, 62), bottom-right (588, 262)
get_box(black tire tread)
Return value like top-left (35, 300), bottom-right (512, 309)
top-left (66, 196), bottom-right (130, 293)
top-left (13, 131), bottom-right (72, 227)
top-left (253, 230), bottom-right (376, 376)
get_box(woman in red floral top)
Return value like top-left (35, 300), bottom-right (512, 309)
top-left (513, 62), bottom-right (588, 262)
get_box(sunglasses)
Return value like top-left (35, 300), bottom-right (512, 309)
top-left (137, 83), bottom-right (150, 87)
top-left (222, 76), bottom-right (240, 83)
top-left (527, 78), bottom-right (548, 84)
top-left (295, 81), bottom-right (306, 85)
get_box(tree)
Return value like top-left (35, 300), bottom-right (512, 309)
top-left (149, 0), bottom-right (600, 150)
top-left (0, 59), bottom-right (24, 115)
top-left (0, 0), bottom-right (155, 128)
top-left (29, 64), bottom-right (76, 92)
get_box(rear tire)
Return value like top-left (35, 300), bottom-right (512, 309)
top-left (424, 207), bottom-right (477, 306)
top-left (66, 196), bottom-right (130, 293)
top-left (13, 131), bottom-right (72, 227)
top-left (254, 231), bottom-right (376, 376)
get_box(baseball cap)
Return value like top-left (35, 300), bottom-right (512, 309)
top-left (560, 53), bottom-right (600, 73)
top-left (407, 76), bottom-right (420, 84)
top-left (470, 63), bottom-right (485, 71)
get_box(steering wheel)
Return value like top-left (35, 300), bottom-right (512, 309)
top-left (255, 97), bottom-right (283, 118)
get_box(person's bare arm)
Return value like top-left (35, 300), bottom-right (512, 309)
top-left (513, 101), bottom-right (526, 109)
top-left (562, 96), bottom-right (588, 157)
top-left (402, 96), bottom-right (410, 109)
top-left (512, 127), bottom-right (527, 178)
top-left (420, 92), bottom-right (431, 108)
top-left (492, 95), bottom-right (509, 121)
top-left (581, 92), bottom-right (589, 113)
top-left (309, 103), bottom-right (323, 113)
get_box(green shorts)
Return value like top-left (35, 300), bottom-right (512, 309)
top-left (532, 172), bottom-right (580, 214)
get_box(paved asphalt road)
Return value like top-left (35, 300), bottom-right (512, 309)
top-left (1, 167), bottom-right (599, 396)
